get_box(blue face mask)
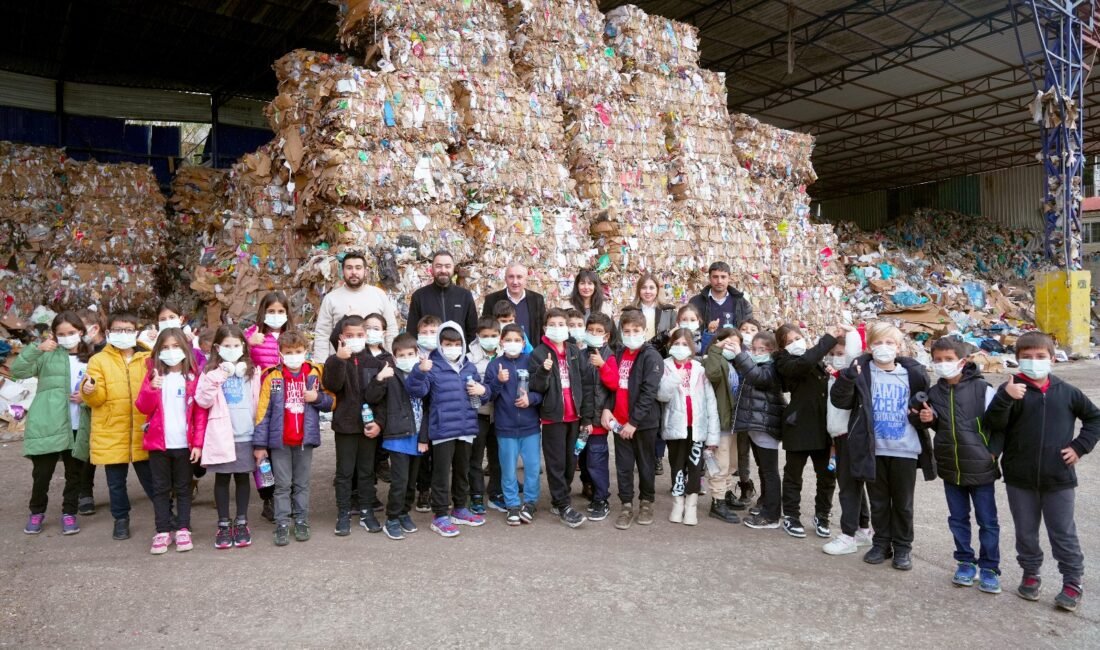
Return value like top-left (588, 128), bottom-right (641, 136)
top-left (751, 353), bottom-right (772, 364)
top-left (722, 349), bottom-right (737, 360)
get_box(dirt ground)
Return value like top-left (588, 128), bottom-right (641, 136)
top-left (2, 362), bottom-right (1098, 648)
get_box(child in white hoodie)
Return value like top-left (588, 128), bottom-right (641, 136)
top-left (657, 328), bottom-right (720, 525)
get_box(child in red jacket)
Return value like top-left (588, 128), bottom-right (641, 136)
top-left (135, 328), bottom-right (208, 555)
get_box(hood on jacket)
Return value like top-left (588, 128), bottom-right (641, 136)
top-left (431, 321), bottom-right (468, 365)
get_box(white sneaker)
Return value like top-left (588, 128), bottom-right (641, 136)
top-left (855, 527), bottom-right (874, 547)
top-left (823, 534), bottom-right (859, 555)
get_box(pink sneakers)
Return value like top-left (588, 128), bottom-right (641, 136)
top-left (174, 528), bottom-right (194, 552)
top-left (150, 532), bottom-right (171, 555)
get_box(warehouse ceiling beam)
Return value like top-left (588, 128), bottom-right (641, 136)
top-left (731, 4), bottom-right (1021, 112)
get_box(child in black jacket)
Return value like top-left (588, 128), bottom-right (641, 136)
top-left (732, 332), bottom-right (786, 531)
top-left (362, 332), bottom-right (426, 540)
top-left (922, 337), bottom-right (1001, 592)
top-left (830, 323), bottom-right (934, 572)
top-left (984, 331), bottom-right (1100, 612)
top-left (529, 308), bottom-right (592, 529)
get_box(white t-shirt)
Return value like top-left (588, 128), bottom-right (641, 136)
top-left (68, 357), bottom-right (87, 430)
top-left (161, 372), bottom-right (189, 449)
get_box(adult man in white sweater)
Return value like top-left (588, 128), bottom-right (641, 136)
top-left (312, 251), bottom-right (399, 360)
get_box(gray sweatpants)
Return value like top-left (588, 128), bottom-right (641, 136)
top-left (1006, 484), bottom-right (1084, 584)
top-left (270, 446), bottom-right (314, 527)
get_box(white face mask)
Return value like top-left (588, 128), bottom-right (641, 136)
top-left (158, 318), bottom-right (182, 332)
top-left (502, 341), bottom-right (524, 357)
top-left (108, 332), bottom-right (137, 350)
top-left (83, 325), bottom-right (99, 345)
top-left (218, 345), bottom-right (244, 362)
top-left (344, 337), bottom-right (367, 354)
top-left (418, 335), bottom-right (438, 351)
top-left (365, 331), bottom-right (385, 346)
top-left (785, 339), bottom-right (807, 356)
top-left (282, 353), bottom-right (306, 371)
top-left (871, 344), bottom-right (897, 365)
top-left (264, 313), bottom-right (288, 329)
top-left (57, 334), bottom-right (81, 350)
top-left (584, 333), bottom-right (605, 348)
top-left (442, 346), bottom-right (463, 361)
top-left (722, 349), bottom-right (737, 360)
top-left (751, 353), bottom-right (772, 364)
top-left (823, 355), bottom-right (845, 369)
top-left (545, 326), bottom-right (569, 343)
top-left (933, 360), bottom-right (963, 380)
top-left (678, 321), bottom-right (699, 332)
top-left (622, 334), bottom-right (646, 351)
top-left (159, 348), bottom-right (186, 367)
top-left (395, 357), bottom-right (417, 373)
top-left (479, 337), bottom-right (500, 352)
top-left (569, 327), bottom-right (587, 342)
top-left (669, 344), bottom-right (692, 361)
top-left (1019, 358), bottom-right (1051, 381)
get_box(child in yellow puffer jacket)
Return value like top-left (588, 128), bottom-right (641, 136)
top-left (81, 312), bottom-right (155, 542)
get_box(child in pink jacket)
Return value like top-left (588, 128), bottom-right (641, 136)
top-left (135, 328), bottom-right (209, 555)
top-left (245, 291), bottom-right (293, 371)
top-left (196, 325), bottom-right (262, 550)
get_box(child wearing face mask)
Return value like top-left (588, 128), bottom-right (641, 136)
top-left (407, 321), bottom-right (490, 537)
top-left (466, 318), bottom-right (501, 515)
top-left (137, 302), bottom-right (205, 367)
top-left (135, 328), bottom-right (206, 554)
top-left (413, 315), bottom-right (443, 512)
top-left (731, 333), bottom-right (786, 531)
top-left (252, 331), bottom-right (333, 547)
top-left (485, 324), bottom-right (544, 525)
top-left (369, 334), bottom-right (429, 539)
top-left (829, 322), bottom-right (934, 572)
top-left (243, 292), bottom-right (292, 522)
top-left (919, 337), bottom-right (1001, 593)
top-left (701, 329), bottom-right (742, 523)
top-left (658, 329), bottom-right (720, 526)
top-left (579, 312), bottom-right (614, 521)
top-left (81, 312), bottom-right (155, 542)
top-left (322, 316), bottom-right (379, 535)
top-left (984, 331), bottom-right (1100, 612)
top-left (529, 309), bottom-right (591, 528)
top-left (822, 326), bottom-right (875, 556)
top-left (245, 292), bottom-right (292, 370)
top-left (13, 311), bottom-right (92, 536)
top-left (195, 325), bottom-right (262, 550)
top-left (774, 323), bottom-right (851, 540)
top-left (566, 309), bottom-right (588, 350)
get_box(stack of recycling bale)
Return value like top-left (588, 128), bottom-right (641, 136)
top-left (0, 142), bottom-right (65, 316)
top-left (327, 0), bottom-right (595, 311)
top-left (166, 165), bottom-right (227, 315)
top-left (43, 159), bottom-right (168, 314)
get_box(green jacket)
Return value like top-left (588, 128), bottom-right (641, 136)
top-left (702, 345), bottom-right (734, 432)
top-left (10, 344), bottom-right (84, 457)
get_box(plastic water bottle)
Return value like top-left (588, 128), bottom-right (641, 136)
top-left (517, 369), bottom-right (529, 398)
top-left (703, 448), bottom-right (721, 476)
top-left (828, 453), bottom-right (837, 472)
top-left (466, 377), bottom-right (481, 409)
top-left (361, 403), bottom-right (374, 425)
top-left (254, 458), bottom-right (275, 489)
top-left (607, 417), bottom-right (624, 435)
top-left (574, 428), bottom-right (591, 456)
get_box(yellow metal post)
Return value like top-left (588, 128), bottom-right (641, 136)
top-left (1034, 270), bottom-right (1092, 355)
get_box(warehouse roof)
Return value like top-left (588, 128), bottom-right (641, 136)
top-left (0, 1), bottom-right (1094, 200)
top-left (601, 0), bottom-right (1100, 199)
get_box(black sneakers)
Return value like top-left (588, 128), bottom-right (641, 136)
top-left (1054, 583), bottom-right (1082, 612)
top-left (863, 546), bottom-right (894, 565)
top-left (359, 509), bottom-right (382, 533)
top-left (274, 524), bottom-right (290, 547)
top-left (742, 513), bottom-right (779, 529)
top-left (112, 518), bottom-right (130, 541)
top-left (586, 500), bottom-right (610, 522)
top-left (709, 498), bottom-right (741, 524)
top-left (506, 508), bottom-right (522, 526)
top-left (783, 516), bottom-right (807, 538)
top-left (415, 490), bottom-right (431, 513)
top-left (559, 505), bottom-right (586, 528)
top-left (334, 511), bottom-right (352, 537)
top-left (892, 548), bottom-right (913, 571)
top-left (813, 515), bottom-right (831, 538)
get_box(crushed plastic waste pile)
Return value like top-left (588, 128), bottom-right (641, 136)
top-left (834, 208), bottom-right (1048, 362)
top-left (0, 143), bottom-right (169, 316)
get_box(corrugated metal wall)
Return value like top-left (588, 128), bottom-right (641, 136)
top-left (816, 165), bottom-right (1046, 232)
top-left (978, 165), bottom-right (1045, 229)
top-left (817, 191), bottom-right (888, 230)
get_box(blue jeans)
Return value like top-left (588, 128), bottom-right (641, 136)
top-left (944, 482), bottom-right (1000, 572)
top-left (585, 435), bottom-right (610, 502)
top-left (498, 433), bottom-right (541, 508)
top-left (105, 461), bottom-right (155, 521)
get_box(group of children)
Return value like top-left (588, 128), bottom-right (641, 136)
top-left (14, 271), bottom-right (1099, 613)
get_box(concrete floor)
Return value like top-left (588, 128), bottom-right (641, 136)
top-left (2, 362), bottom-right (1099, 648)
